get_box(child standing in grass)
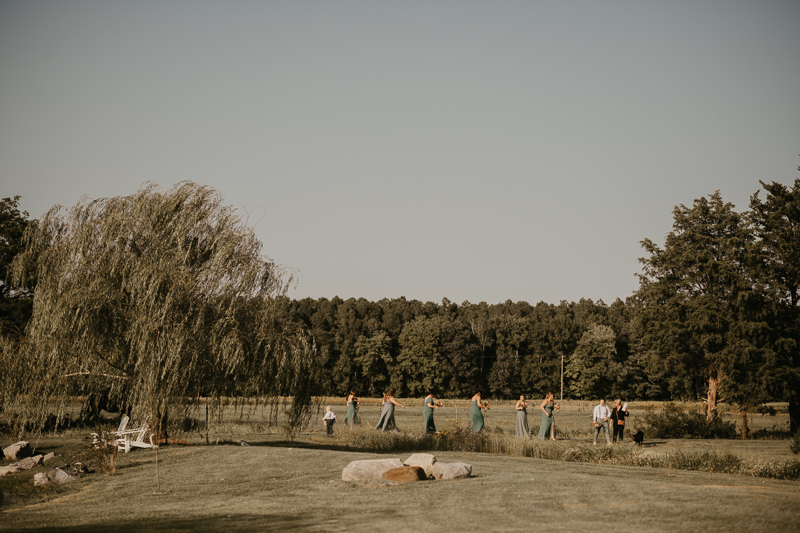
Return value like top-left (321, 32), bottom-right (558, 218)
top-left (323, 406), bottom-right (336, 436)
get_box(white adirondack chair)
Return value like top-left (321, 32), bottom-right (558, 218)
top-left (91, 415), bottom-right (158, 453)
top-left (111, 415), bottom-right (157, 452)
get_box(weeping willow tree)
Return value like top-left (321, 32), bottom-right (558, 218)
top-left (7, 182), bottom-right (319, 436)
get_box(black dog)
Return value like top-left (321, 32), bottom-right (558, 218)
top-left (631, 430), bottom-right (644, 446)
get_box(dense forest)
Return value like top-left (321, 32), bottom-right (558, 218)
top-left (274, 295), bottom-right (645, 400)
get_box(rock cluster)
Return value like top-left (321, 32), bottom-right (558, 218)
top-left (0, 449), bottom-right (43, 477)
top-left (34, 463), bottom-right (88, 487)
top-left (341, 453), bottom-right (471, 486)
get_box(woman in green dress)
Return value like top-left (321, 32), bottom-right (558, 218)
top-left (515, 394), bottom-right (531, 438)
top-left (345, 390), bottom-right (359, 428)
top-left (423, 392), bottom-right (439, 434)
top-left (470, 390), bottom-right (487, 433)
top-left (375, 388), bottom-right (405, 431)
top-left (537, 392), bottom-right (558, 440)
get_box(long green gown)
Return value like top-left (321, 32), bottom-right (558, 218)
top-left (515, 405), bottom-right (530, 438)
top-left (537, 402), bottom-right (554, 439)
top-left (471, 399), bottom-right (484, 432)
top-left (345, 400), bottom-right (358, 427)
top-left (375, 400), bottom-right (398, 431)
top-left (424, 397), bottom-right (436, 434)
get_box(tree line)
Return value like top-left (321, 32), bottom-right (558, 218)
top-left (1, 172), bottom-right (798, 434)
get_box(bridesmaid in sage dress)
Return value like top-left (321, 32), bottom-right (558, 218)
top-left (537, 392), bottom-right (558, 440)
top-left (470, 390), bottom-right (487, 433)
top-left (375, 388), bottom-right (405, 431)
top-left (515, 394), bottom-right (531, 438)
top-left (345, 390), bottom-right (359, 428)
top-left (423, 392), bottom-right (439, 434)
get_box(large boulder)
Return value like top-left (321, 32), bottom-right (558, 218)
top-left (381, 466), bottom-right (427, 483)
top-left (2, 441), bottom-right (31, 460)
top-left (342, 458), bottom-right (404, 482)
top-left (33, 472), bottom-right (50, 486)
top-left (431, 462), bottom-right (472, 480)
top-left (43, 452), bottom-right (56, 463)
top-left (404, 453), bottom-right (437, 477)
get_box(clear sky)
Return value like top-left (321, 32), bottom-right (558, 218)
top-left (1, 1), bottom-right (798, 305)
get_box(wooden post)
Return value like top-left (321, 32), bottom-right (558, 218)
top-left (560, 355), bottom-right (564, 403)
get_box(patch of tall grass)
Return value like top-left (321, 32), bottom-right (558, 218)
top-left (636, 403), bottom-right (737, 439)
top-left (334, 420), bottom-right (800, 481)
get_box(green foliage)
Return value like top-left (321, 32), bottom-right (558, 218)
top-left (565, 323), bottom-right (619, 400)
top-left (638, 403), bottom-right (737, 439)
top-left (394, 316), bottom-right (445, 396)
top-left (791, 430), bottom-right (800, 455)
top-left (635, 191), bottom-right (785, 418)
top-left (5, 182), bottom-right (319, 436)
top-left (354, 331), bottom-right (392, 396)
top-left (0, 195), bottom-right (33, 336)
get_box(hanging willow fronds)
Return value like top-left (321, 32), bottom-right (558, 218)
top-left (7, 181), bottom-right (318, 434)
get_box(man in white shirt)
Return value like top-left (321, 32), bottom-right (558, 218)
top-left (592, 398), bottom-right (612, 445)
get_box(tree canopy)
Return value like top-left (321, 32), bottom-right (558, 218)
top-left (6, 182), bottom-right (318, 434)
top-left (0, 195), bottom-right (33, 335)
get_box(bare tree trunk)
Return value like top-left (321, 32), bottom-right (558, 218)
top-left (740, 408), bottom-right (748, 440)
top-left (706, 371), bottom-right (720, 423)
top-left (205, 402), bottom-right (210, 445)
top-left (790, 391), bottom-right (800, 435)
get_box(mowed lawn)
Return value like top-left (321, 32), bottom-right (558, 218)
top-left (3, 440), bottom-right (800, 532)
top-left (2, 401), bottom-right (798, 532)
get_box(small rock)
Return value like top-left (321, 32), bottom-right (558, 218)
top-left (342, 458), bottom-right (405, 482)
top-left (53, 468), bottom-right (79, 484)
top-left (431, 462), bottom-right (472, 480)
top-left (381, 466), bottom-right (427, 483)
top-left (33, 472), bottom-right (50, 486)
top-left (240, 440), bottom-right (251, 446)
top-left (404, 453), bottom-right (437, 477)
top-left (45, 468), bottom-right (61, 481)
top-left (43, 453), bottom-right (56, 463)
top-left (2, 441), bottom-right (31, 461)
top-left (0, 465), bottom-right (23, 477)
top-left (14, 455), bottom-right (43, 471)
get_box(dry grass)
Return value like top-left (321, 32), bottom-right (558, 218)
top-left (1, 439), bottom-right (799, 533)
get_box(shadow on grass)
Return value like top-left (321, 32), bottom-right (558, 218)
top-left (233, 438), bottom-right (398, 454)
top-left (13, 513), bottom-right (317, 533)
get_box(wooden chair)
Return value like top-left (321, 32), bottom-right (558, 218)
top-left (92, 415), bottom-right (157, 453)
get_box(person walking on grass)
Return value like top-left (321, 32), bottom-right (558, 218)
top-left (423, 392), bottom-right (439, 434)
top-left (515, 394), bottom-right (531, 438)
top-left (592, 398), bottom-right (612, 445)
top-left (375, 388), bottom-right (404, 432)
top-left (322, 406), bottom-right (336, 436)
top-left (538, 392), bottom-right (559, 440)
top-left (610, 399), bottom-right (628, 444)
top-left (345, 390), bottom-right (359, 428)
top-left (471, 390), bottom-right (488, 433)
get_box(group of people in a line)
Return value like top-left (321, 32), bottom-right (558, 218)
top-left (323, 390), bottom-right (630, 443)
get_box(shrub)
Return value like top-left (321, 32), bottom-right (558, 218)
top-left (638, 403), bottom-right (737, 439)
top-left (791, 431), bottom-right (800, 455)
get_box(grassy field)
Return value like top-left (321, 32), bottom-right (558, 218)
top-left (2, 439), bottom-right (799, 532)
top-left (186, 398), bottom-right (793, 446)
top-left (1, 400), bottom-right (798, 532)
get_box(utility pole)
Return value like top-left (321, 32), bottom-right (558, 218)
top-left (560, 354), bottom-right (564, 403)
